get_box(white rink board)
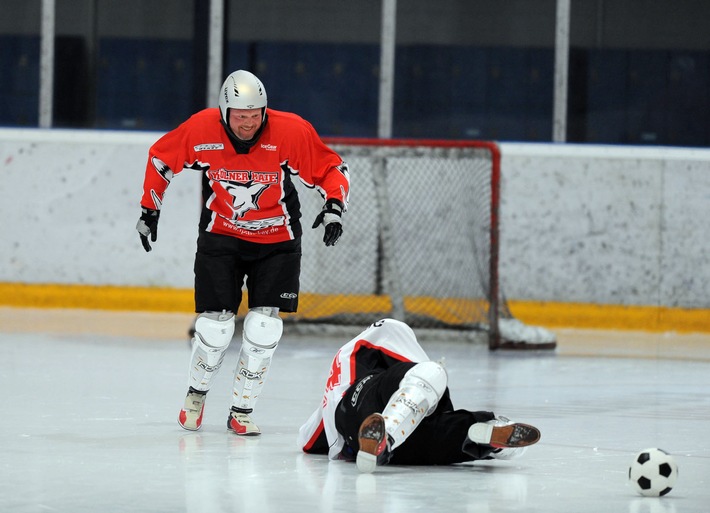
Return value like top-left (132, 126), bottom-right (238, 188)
top-left (0, 128), bottom-right (709, 308)
top-left (499, 143), bottom-right (710, 308)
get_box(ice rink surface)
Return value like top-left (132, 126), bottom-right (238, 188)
top-left (1, 308), bottom-right (709, 513)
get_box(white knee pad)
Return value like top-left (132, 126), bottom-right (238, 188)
top-left (243, 307), bottom-right (283, 349)
top-left (188, 311), bottom-right (235, 391)
top-left (195, 311), bottom-right (236, 349)
top-left (232, 308), bottom-right (283, 411)
top-left (400, 361), bottom-right (448, 416)
top-left (381, 361), bottom-right (448, 450)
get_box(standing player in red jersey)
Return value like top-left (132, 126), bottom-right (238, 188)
top-left (298, 319), bottom-right (541, 473)
top-left (136, 70), bottom-right (350, 436)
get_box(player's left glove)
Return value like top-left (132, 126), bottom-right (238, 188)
top-left (136, 207), bottom-right (160, 252)
top-left (312, 199), bottom-right (343, 246)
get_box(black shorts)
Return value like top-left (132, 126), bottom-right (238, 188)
top-left (193, 231), bottom-right (301, 313)
top-left (335, 361), bottom-right (496, 465)
top-left (335, 361), bottom-right (418, 452)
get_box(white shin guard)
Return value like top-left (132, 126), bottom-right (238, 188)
top-left (382, 361), bottom-right (448, 450)
top-left (231, 307), bottom-right (282, 412)
top-left (188, 311), bottom-right (235, 391)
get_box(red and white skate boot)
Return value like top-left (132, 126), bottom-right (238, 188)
top-left (356, 413), bottom-right (393, 473)
top-left (178, 388), bottom-right (207, 431)
top-left (227, 408), bottom-right (261, 436)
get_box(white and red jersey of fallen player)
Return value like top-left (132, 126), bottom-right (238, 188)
top-left (139, 107), bottom-right (350, 243)
top-left (298, 318), bottom-right (430, 460)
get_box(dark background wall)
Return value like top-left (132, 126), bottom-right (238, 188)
top-left (2, 0), bottom-right (709, 146)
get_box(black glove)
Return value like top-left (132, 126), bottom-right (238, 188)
top-left (312, 199), bottom-right (343, 246)
top-left (136, 207), bottom-right (160, 252)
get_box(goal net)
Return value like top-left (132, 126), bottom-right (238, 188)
top-left (285, 138), bottom-right (556, 350)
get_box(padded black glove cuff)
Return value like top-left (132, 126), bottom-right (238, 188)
top-left (312, 199), bottom-right (344, 246)
top-left (136, 207), bottom-right (160, 252)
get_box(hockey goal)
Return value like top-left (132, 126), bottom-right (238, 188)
top-left (287, 138), bottom-right (555, 350)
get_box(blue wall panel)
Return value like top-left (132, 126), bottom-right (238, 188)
top-left (253, 42), bottom-right (378, 137)
top-left (1, 35), bottom-right (707, 146)
top-left (0, 36), bottom-right (39, 126)
top-left (96, 38), bottom-right (194, 130)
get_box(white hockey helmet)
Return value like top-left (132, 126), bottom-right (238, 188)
top-left (218, 70), bottom-right (267, 124)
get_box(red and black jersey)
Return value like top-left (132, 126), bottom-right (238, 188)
top-left (140, 108), bottom-right (350, 243)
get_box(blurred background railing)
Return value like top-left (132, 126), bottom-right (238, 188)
top-left (2, 0), bottom-right (709, 147)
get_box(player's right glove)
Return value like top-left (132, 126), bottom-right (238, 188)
top-left (312, 199), bottom-right (343, 246)
top-left (136, 207), bottom-right (160, 252)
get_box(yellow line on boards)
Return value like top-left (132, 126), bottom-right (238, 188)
top-left (507, 300), bottom-right (710, 333)
top-left (0, 283), bottom-right (195, 312)
top-left (0, 283), bottom-right (707, 333)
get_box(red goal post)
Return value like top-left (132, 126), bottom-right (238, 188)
top-left (284, 137), bottom-right (555, 350)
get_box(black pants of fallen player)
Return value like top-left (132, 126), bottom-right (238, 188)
top-left (334, 361), bottom-right (497, 465)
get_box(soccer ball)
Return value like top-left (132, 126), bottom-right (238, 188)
top-left (628, 448), bottom-right (678, 497)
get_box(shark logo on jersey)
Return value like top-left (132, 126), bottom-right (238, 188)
top-left (224, 180), bottom-right (269, 219)
top-left (206, 169), bottom-right (282, 229)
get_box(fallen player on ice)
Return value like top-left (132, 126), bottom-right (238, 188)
top-left (297, 318), bottom-right (541, 473)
